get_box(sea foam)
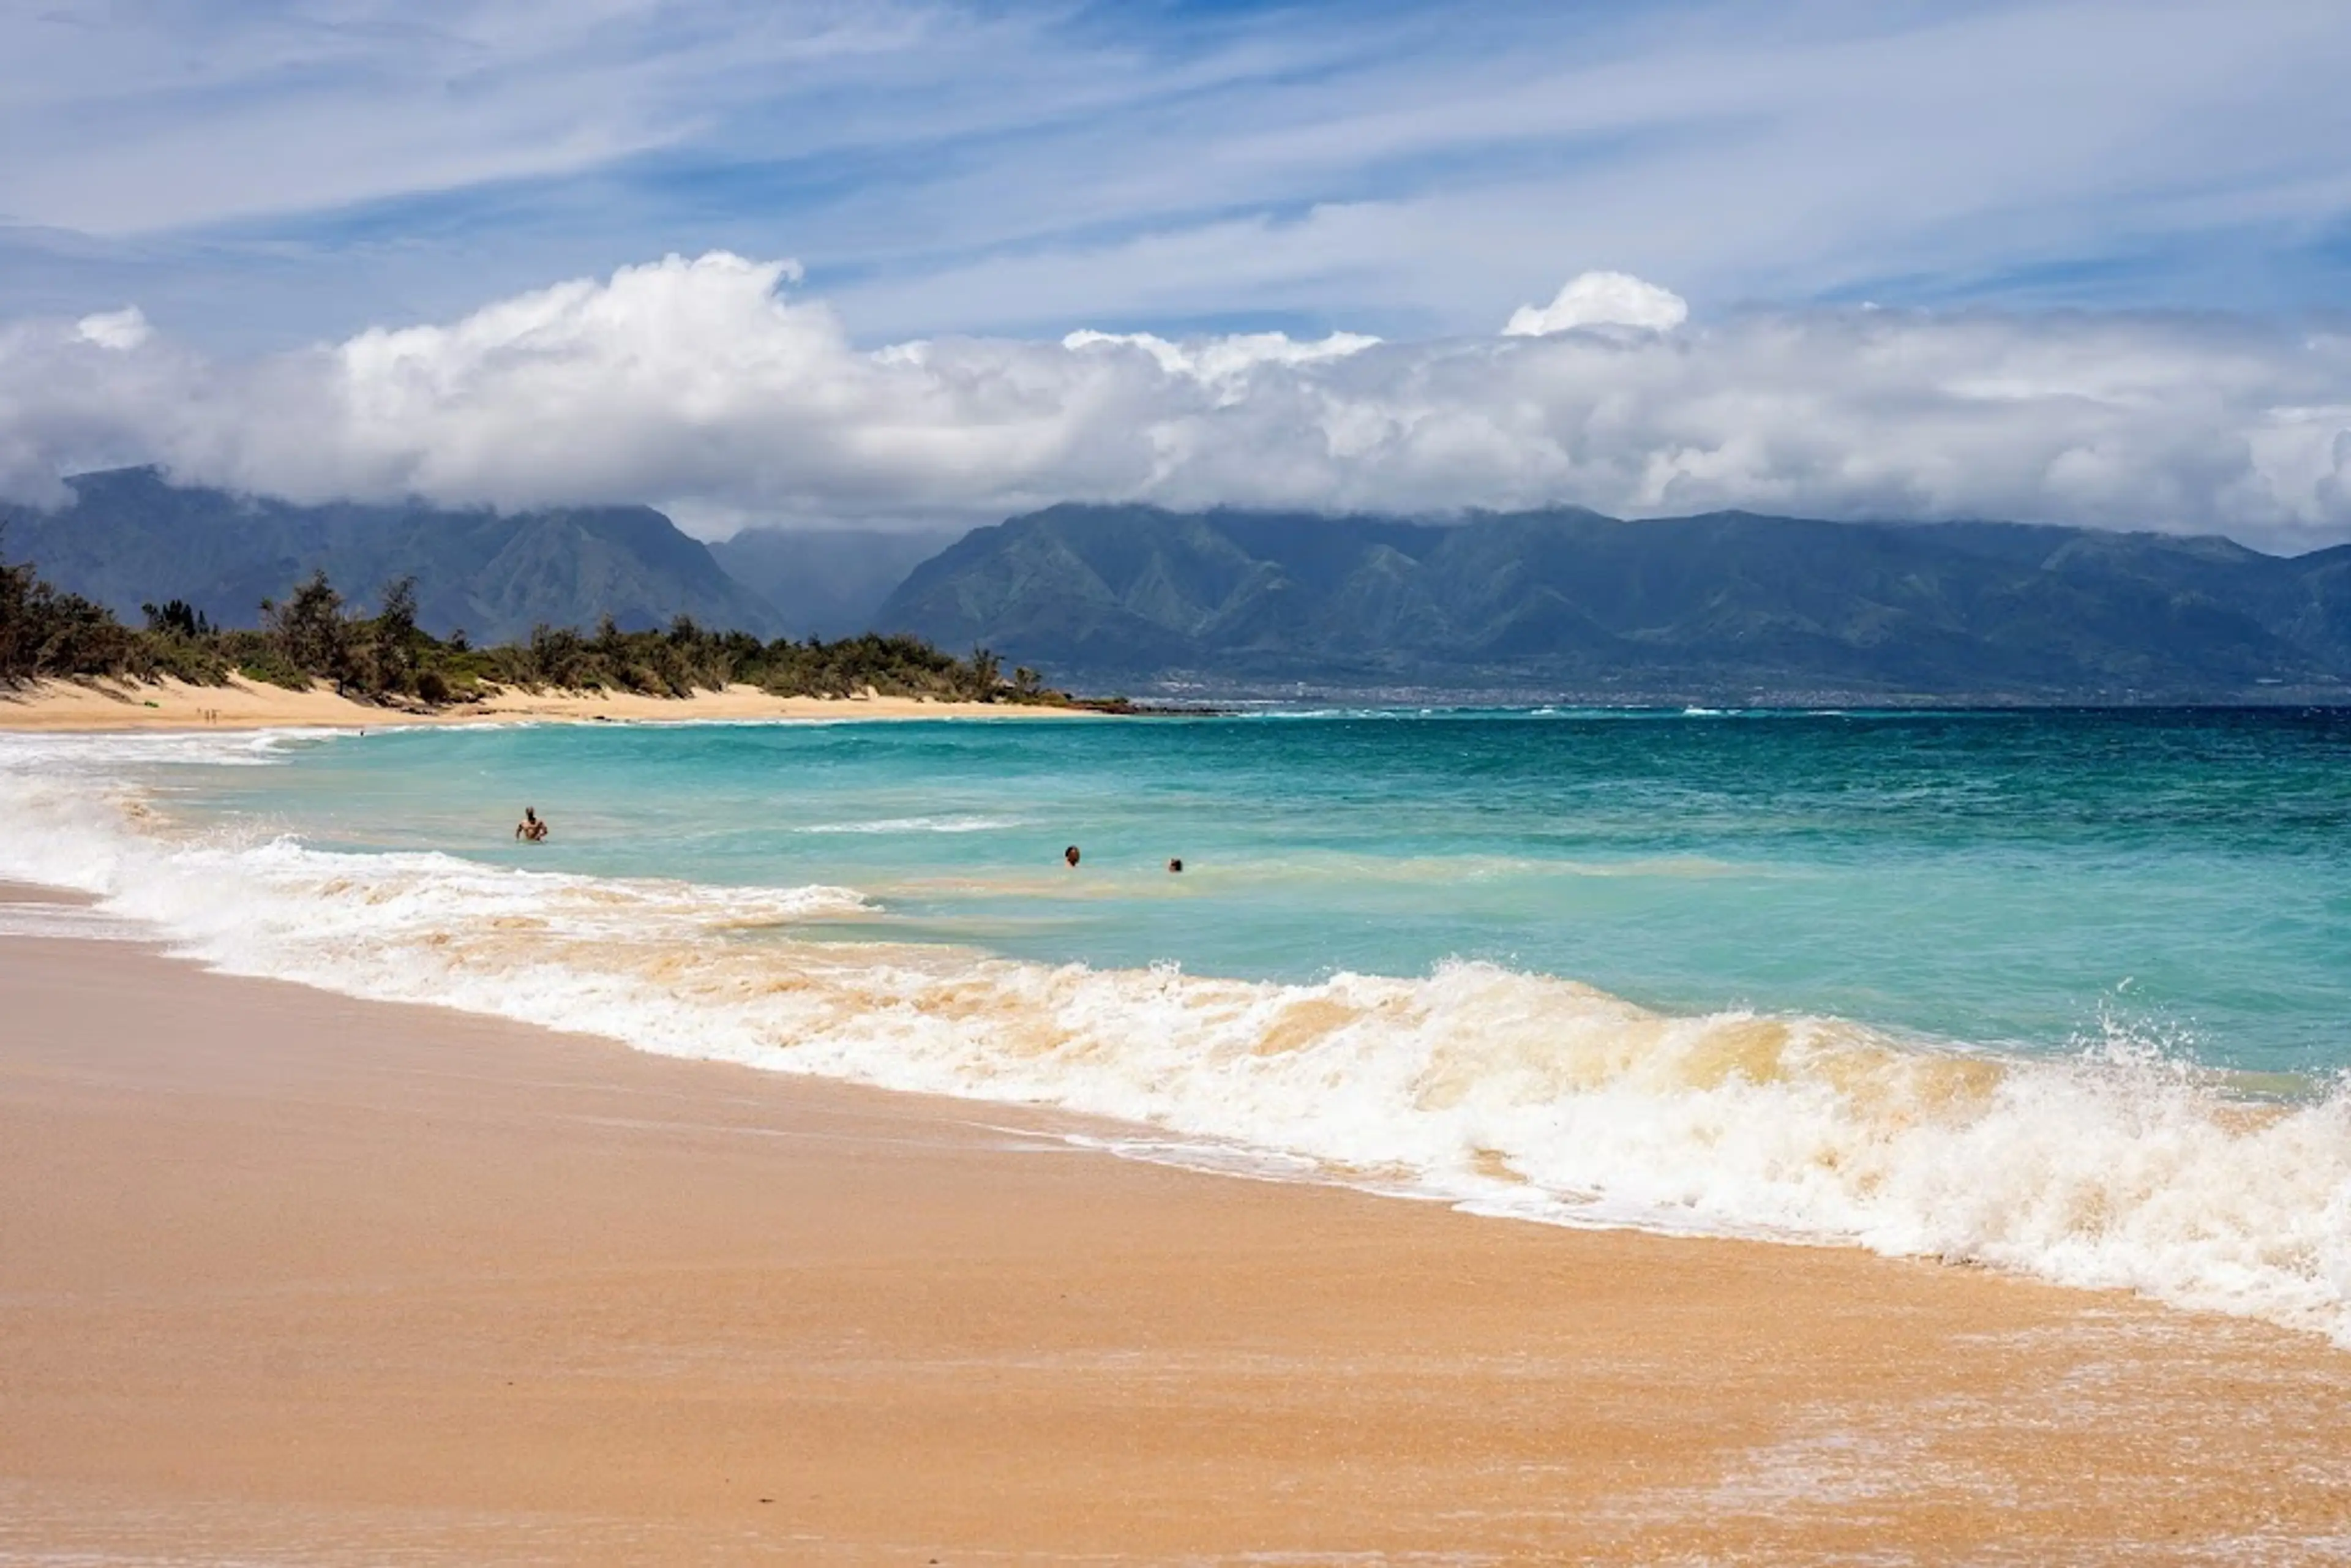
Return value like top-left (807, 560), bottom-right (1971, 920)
top-left (3, 737), bottom-right (2346, 1345)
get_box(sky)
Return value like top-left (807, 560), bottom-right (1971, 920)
top-left (4, 0), bottom-right (2350, 545)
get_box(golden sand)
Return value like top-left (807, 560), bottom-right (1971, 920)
top-left (0, 673), bottom-right (1092, 732)
top-left (1, 891), bottom-right (2345, 1562)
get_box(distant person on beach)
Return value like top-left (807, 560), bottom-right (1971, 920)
top-left (1064, 845), bottom-right (1081, 868)
top-left (1168, 858), bottom-right (1183, 873)
top-left (516, 807), bottom-right (549, 843)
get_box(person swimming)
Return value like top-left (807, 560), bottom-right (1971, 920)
top-left (1064, 844), bottom-right (1081, 868)
top-left (1167, 857), bottom-right (1183, 873)
top-left (516, 806), bottom-right (549, 843)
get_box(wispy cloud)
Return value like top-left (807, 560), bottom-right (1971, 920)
top-left (7, 252), bottom-right (2347, 549)
top-left (1, 1), bottom-right (949, 233)
top-left (8, 5), bottom-right (2349, 539)
top-left (5, 1), bottom-right (2350, 348)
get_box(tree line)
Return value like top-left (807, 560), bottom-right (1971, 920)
top-left (1, 553), bottom-right (1064, 707)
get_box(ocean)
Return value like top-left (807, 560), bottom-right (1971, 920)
top-left (4, 707), bottom-right (2347, 1341)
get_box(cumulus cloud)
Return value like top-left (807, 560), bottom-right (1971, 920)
top-left (1502, 271), bottom-right (1689, 337)
top-left (4, 251), bottom-right (2350, 550)
top-left (73, 307), bottom-right (152, 351)
top-left (1060, 329), bottom-right (1382, 393)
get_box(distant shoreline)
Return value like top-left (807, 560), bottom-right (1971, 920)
top-left (7, 675), bottom-right (2337, 735)
top-left (0, 674), bottom-right (1103, 733)
top-left (1029, 688), bottom-right (2351, 713)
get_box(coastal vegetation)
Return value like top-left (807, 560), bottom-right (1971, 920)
top-left (1, 467), bottom-right (784, 644)
top-left (1, 550), bottom-right (1062, 707)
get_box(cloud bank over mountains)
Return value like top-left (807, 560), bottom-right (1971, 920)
top-left (6, 252), bottom-right (2350, 549)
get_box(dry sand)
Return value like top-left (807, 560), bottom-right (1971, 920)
top-left (0, 674), bottom-right (1089, 732)
top-left (2, 886), bottom-right (2348, 1564)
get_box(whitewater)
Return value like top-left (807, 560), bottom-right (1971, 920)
top-left (2, 711), bottom-right (2347, 1344)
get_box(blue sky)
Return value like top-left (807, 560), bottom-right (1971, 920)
top-left (6, 0), bottom-right (2350, 351)
top-left (6, 1), bottom-right (2351, 544)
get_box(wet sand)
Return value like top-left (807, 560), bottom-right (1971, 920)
top-left (0, 675), bottom-right (1089, 732)
top-left (2, 887), bottom-right (2347, 1564)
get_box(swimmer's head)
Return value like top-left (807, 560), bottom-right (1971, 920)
top-left (1167, 858), bottom-right (1183, 873)
top-left (1063, 844), bottom-right (1081, 868)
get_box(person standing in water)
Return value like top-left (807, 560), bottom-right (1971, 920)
top-left (516, 807), bottom-right (549, 842)
top-left (1063, 844), bottom-right (1081, 868)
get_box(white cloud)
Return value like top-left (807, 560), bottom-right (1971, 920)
top-left (73, 307), bottom-right (152, 351)
top-left (9, 0), bottom-right (2351, 354)
top-left (1503, 272), bottom-right (1689, 337)
top-left (0, 0), bottom-right (970, 236)
top-left (1061, 329), bottom-right (1381, 393)
top-left (4, 252), bottom-right (2350, 550)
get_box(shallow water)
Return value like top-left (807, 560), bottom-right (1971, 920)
top-left (151, 708), bottom-right (2351, 1070)
top-left (4, 707), bottom-right (2348, 1340)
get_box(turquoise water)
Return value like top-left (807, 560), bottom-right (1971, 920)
top-left (168, 707), bottom-right (2350, 1076)
top-left (10, 705), bottom-right (2350, 1337)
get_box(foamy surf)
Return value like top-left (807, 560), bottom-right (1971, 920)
top-left (2, 737), bottom-right (2346, 1346)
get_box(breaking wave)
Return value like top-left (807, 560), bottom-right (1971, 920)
top-left (2, 737), bottom-right (2345, 1345)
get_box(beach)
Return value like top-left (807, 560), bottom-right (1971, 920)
top-left (4, 4), bottom-right (2342, 1558)
top-left (0, 675), bottom-right (1086, 732)
top-left (5, 880), bottom-right (2349, 1564)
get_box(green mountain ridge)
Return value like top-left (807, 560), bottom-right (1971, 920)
top-left (14, 472), bottom-right (2350, 701)
top-left (1, 468), bottom-right (784, 643)
top-left (876, 503), bottom-right (2351, 701)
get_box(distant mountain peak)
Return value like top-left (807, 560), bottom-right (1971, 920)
top-left (877, 504), bottom-right (2351, 702)
top-left (4, 471), bottom-right (782, 642)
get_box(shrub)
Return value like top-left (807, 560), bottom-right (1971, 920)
top-left (0, 553), bottom-right (1067, 707)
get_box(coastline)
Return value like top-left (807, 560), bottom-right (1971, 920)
top-left (4, 885), bottom-right (2347, 1562)
top-left (0, 673), bottom-right (1093, 732)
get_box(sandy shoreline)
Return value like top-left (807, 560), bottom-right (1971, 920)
top-left (0, 673), bottom-right (1092, 731)
top-left (2, 885), bottom-right (2347, 1562)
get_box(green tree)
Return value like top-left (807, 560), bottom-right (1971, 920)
top-left (967, 645), bottom-right (1002, 701)
top-left (366, 577), bottom-right (421, 694)
top-left (2, 551), bottom-right (140, 684)
top-left (263, 571), bottom-right (351, 686)
top-left (141, 599), bottom-right (213, 637)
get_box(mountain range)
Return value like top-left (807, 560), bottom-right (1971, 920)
top-left (710, 526), bottom-right (959, 642)
top-left (0, 468), bottom-right (781, 644)
top-left (876, 504), bottom-right (2351, 701)
top-left (7, 469), bottom-right (2350, 701)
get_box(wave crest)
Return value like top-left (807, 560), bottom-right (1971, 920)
top-left (2, 751), bottom-right (2345, 1344)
